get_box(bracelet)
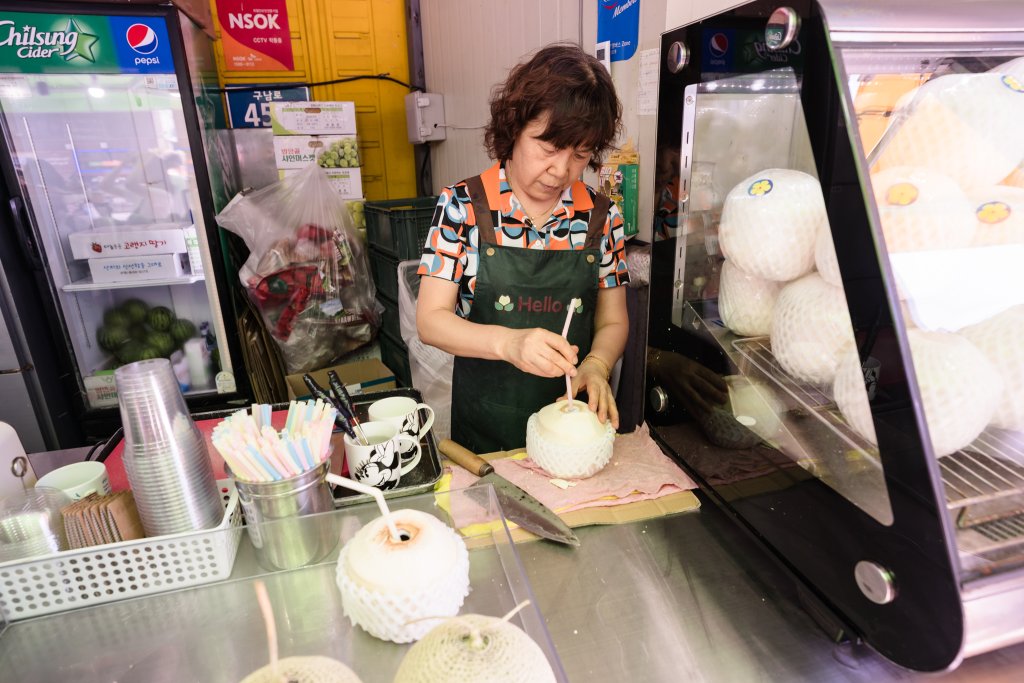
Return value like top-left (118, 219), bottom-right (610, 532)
top-left (582, 354), bottom-right (612, 380)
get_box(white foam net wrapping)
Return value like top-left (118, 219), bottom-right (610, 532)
top-left (526, 413), bottom-right (615, 479)
top-left (393, 614), bottom-right (557, 683)
top-left (770, 273), bottom-right (855, 386)
top-left (335, 524), bottom-right (470, 643)
top-left (240, 656), bottom-right (363, 683)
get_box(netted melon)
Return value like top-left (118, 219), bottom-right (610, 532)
top-left (394, 613), bottom-right (557, 683)
top-left (240, 656), bottom-right (363, 683)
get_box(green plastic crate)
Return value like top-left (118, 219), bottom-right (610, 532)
top-left (378, 293), bottom-right (401, 344)
top-left (368, 247), bottom-right (400, 302)
top-left (379, 329), bottom-right (412, 387)
top-left (364, 196), bottom-right (438, 260)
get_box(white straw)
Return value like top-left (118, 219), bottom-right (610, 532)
top-left (325, 473), bottom-right (402, 542)
top-left (253, 581), bottom-right (279, 675)
top-left (561, 298), bottom-right (577, 409)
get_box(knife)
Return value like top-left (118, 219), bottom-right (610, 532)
top-left (438, 439), bottom-right (580, 547)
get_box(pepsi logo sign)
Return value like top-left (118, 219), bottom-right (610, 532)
top-left (708, 32), bottom-right (729, 58)
top-left (126, 23), bottom-right (158, 55)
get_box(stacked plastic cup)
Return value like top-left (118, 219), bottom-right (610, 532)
top-left (115, 359), bottom-right (223, 537)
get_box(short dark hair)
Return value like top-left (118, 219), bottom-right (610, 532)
top-left (485, 43), bottom-right (622, 171)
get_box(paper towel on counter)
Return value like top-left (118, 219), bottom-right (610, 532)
top-left (448, 422), bottom-right (696, 527)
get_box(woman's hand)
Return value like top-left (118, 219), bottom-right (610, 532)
top-left (501, 327), bottom-right (579, 378)
top-left (571, 358), bottom-right (619, 428)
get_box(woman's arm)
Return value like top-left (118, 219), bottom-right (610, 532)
top-left (416, 276), bottom-right (579, 378)
top-left (572, 285), bottom-right (628, 426)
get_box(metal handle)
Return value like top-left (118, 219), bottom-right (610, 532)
top-left (437, 439), bottom-right (494, 477)
top-left (8, 197), bottom-right (42, 271)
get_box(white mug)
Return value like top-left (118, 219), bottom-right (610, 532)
top-left (35, 461), bottom-right (111, 501)
top-left (367, 396), bottom-right (435, 455)
top-left (343, 421), bottom-right (421, 490)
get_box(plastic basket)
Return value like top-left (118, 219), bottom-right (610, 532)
top-left (364, 196), bottom-right (437, 259)
top-left (0, 480), bottom-right (243, 621)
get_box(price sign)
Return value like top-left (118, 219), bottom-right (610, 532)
top-left (225, 85), bottom-right (310, 128)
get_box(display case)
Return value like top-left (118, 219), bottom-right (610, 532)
top-left (648, 0), bottom-right (1024, 671)
top-left (0, 3), bottom-right (250, 447)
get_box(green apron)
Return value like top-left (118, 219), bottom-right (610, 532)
top-left (451, 174), bottom-right (610, 454)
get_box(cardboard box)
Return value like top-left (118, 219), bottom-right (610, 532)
top-left (88, 253), bottom-right (188, 283)
top-left (285, 358), bottom-right (397, 400)
top-left (273, 135), bottom-right (360, 169)
top-left (68, 225), bottom-right (187, 260)
top-left (84, 374), bottom-right (118, 408)
top-left (270, 101), bottom-right (357, 135)
top-left (278, 167), bottom-right (363, 198)
top-left (183, 225), bottom-right (204, 276)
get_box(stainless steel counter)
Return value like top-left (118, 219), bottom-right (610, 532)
top-left (8, 441), bottom-right (1024, 680)
top-left (522, 495), bottom-right (1024, 681)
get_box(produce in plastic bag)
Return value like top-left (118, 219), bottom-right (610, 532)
top-left (216, 166), bottom-right (378, 373)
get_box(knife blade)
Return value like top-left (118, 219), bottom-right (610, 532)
top-left (438, 439), bottom-right (580, 547)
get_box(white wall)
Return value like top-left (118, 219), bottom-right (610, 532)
top-left (421, 0), bottom-right (739, 241)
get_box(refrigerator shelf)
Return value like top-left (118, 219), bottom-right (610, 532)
top-left (61, 273), bottom-right (206, 292)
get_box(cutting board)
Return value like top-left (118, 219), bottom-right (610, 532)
top-left (436, 447), bottom-right (700, 545)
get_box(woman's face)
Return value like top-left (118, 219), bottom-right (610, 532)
top-left (507, 114), bottom-right (592, 212)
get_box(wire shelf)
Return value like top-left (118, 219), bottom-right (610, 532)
top-left (730, 336), bottom-right (1024, 530)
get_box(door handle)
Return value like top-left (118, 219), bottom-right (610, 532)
top-left (8, 196), bottom-right (42, 271)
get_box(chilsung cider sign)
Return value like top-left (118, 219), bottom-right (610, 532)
top-left (0, 12), bottom-right (173, 74)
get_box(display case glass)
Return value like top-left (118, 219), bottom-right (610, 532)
top-left (648, 0), bottom-right (1024, 670)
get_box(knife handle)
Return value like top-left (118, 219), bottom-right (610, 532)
top-left (437, 439), bottom-right (494, 477)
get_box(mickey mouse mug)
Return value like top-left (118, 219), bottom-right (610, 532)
top-left (342, 421), bottom-right (421, 490)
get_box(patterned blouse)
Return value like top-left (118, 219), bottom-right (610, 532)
top-left (417, 162), bottom-right (630, 319)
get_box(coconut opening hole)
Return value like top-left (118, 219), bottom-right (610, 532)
top-left (461, 632), bottom-right (491, 651)
top-left (398, 532), bottom-right (411, 542)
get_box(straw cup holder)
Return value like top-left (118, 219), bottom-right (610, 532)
top-left (233, 459), bottom-right (338, 571)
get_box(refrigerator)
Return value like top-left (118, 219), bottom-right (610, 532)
top-left (0, 3), bottom-right (250, 450)
top-left (648, 0), bottom-right (1024, 672)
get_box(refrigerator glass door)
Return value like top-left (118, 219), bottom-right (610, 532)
top-left (0, 12), bottom-right (234, 411)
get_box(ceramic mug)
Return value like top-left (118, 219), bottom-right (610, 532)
top-left (367, 396), bottom-right (435, 456)
top-left (35, 461), bottom-right (111, 501)
top-left (343, 421), bottom-right (422, 490)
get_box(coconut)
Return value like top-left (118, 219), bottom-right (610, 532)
top-left (526, 399), bottom-right (615, 479)
top-left (960, 305), bottom-right (1024, 431)
top-left (241, 656), bottom-right (363, 683)
top-left (393, 613), bottom-right (557, 683)
top-left (718, 259), bottom-right (781, 337)
top-left (870, 166), bottom-right (976, 252)
top-left (906, 329), bottom-right (1003, 456)
top-left (718, 169), bottom-right (826, 282)
top-left (815, 225), bottom-right (842, 286)
top-left (770, 273), bottom-right (856, 385)
top-left (336, 509), bottom-right (470, 643)
top-left (968, 185), bottom-right (1024, 246)
top-left (725, 376), bottom-right (785, 443)
top-left (833, 346), bottom-right (878, 446)
top-left (873, 73), bottom-right (1024, 190)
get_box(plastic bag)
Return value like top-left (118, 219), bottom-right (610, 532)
top-left (397, 259), bottom-right (454, 442)
top-left (216, 165), bottom-right (379, 373)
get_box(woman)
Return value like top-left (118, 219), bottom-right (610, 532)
top-left (416, 43), bottom-right (630, 455)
